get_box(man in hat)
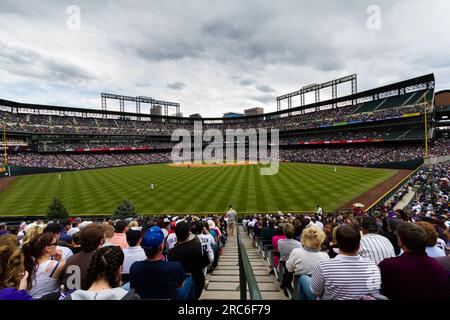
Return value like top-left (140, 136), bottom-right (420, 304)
top-left (129, 226), bottom-right (193, 300)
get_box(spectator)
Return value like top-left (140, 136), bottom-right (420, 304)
top-left (278, 223), bottom-right (302, 262)
top-left (102, 224), bottom-right (116, 247)
top-left (65, 246), bottom-right (139, 300)
top-left (225, 205), bottom-right (237, 236)
top-left (416, 221), bottom-right (446, 258)
top-left (122, 228), bottom-right (146, 275)
top-left (0, 235), bottom-right (32, 300)
top-left (272, 224), bottom-right (286, 268)
top-left (110, 220), bottom-right (129, 249)
top-left (43, 223), bottom-right (73, 261)
top-left (261, 219), bottom-right (276, 243)
top-left (310, 225), bottom-right (381, 300)
top-left (379, 222), bottom-right (449, 299)
top-left (168, 221), bottom-right (205, 300)
top-left (20, 225), bottom-right (44, 248)
top-left (193, 221), bottom-right (214, 268)
top-left (60, 224), bottom-right (105, 291)
top-left (67, 220), bottom-right (80, 237)
top-left (384, 218), bottom-right (402, 256)
top-left (0, 223), bottom-right (11, 236)
top-left (130, 226), bottom-right (192, 300)
top-left (286, 226), bottom-right (329, 300)
top-left (22, 232), bottom-right (65, 299)
top-left (166, 222), bottom-right (178, 250)
top-left (359, 216), bottom-right (395, 264)
top-left (59, 220), bottom-right (72, 243)
top-left (70, 232), bottom-right (82, 254)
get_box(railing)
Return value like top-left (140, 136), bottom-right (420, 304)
top-left (237, 224), bottom-right (262, 300)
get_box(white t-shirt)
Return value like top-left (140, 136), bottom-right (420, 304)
top-left (166, 233), bottom-right (177, 250)
top-left (286, 247), bottom-right (329, 275)
top-left (197, 234), bottom-right (214, 263)
top-left (122, 246), bottom-right (147, 274)
top-left (226, 209), bottom-right (237, 221)
top-left (57, 246), bottom-right (73, 262)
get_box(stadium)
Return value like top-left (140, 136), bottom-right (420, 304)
top-left (0, 1), bottom-right (449, 305)
top-left (0, 73), bottom-right (448, 217)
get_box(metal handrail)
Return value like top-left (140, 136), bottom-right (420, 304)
top-left (237, 224), bottom-right (262, 300)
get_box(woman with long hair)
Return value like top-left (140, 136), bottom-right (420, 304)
top-left (65, 246), bottom-right (139, 300)
top-left (20, 225), bottom-right (44, 248)
top-left (22, 232), bottom-right (65, 299)
top-left (0, 235), bottom-right (32, 300)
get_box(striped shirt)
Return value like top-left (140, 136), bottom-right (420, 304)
top-left (359, 233), bottom-right (396, 265)
top-left (311, 254), bottom-right (381, 300)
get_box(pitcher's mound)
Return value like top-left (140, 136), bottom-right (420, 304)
top-left (168, 161), bottom-right (257, 168)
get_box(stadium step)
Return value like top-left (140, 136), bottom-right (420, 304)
top-left (200, 225), bottom-right (288, 300)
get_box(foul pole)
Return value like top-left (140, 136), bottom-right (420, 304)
top-left (424, 95), bottom-right (429, 159)
top-left (2, 121), bottom-right (7, 166)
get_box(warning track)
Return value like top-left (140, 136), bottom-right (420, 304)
top-left (338, 169), bottom-right (412, 211)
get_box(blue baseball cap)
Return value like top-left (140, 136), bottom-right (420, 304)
top-left (141, 226), bottom-right (164, 249)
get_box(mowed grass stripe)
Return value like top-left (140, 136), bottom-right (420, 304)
top-left (172, 167), bottom-right (227, 213)
top-left (0, 163), bottom-right (398, 216)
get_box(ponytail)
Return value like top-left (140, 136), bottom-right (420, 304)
top-left (21, 232), bottom-right (54, 289)
top-left (86, 246), bottom-right (124, 289)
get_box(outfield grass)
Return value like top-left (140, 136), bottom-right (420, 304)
top-left (0, 162), bottom-right (397, 216)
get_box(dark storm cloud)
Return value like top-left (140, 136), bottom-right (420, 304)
top-left (167, 81), bottom-right (186, 90)
top-left (0, 42), bottom-right (94, 83)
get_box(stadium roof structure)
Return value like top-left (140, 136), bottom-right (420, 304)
top-left (0, 73), bottom-right (435, 123)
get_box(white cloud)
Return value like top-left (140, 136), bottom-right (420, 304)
top-left (0, 0), bottom-right (449, 116)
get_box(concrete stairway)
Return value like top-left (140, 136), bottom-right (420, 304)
top-left (200, 226), bottom-right (288, 300)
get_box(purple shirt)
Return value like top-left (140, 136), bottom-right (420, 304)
top-left (0, 229), bottom-right (11, 236)
top-left (0, 288), bottom-right (33, 300)
top-left (379, 251), bottom-right (449, 300)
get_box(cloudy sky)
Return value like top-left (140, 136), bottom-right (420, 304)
top-left (0, 0), bottom-right (449, 117)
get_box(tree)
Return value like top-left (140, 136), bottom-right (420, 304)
top-left (47, 197), bottom-right (69, 220)
top-left (112, 199), bottom-right (138, 220)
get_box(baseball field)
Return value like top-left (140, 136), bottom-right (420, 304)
top-left (0, 162), bottom-right (399, 217)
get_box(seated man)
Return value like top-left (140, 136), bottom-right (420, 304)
top-left (311, 224), bottom-right (381, 300)
top-left (129, 226), bottom-right (194, 300)
top-left (168, 221), bottom-right (205, 300)
top-left (378, 222), bottom-right (449, 300)
top-left (359, 216), bottom-right (395, 265)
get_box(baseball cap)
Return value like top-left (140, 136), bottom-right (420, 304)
top-left (141, 226), bottom-right (164, 249)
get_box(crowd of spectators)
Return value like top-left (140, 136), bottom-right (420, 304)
top-left (6, 137), bottom-right (449, 169)
top-left (41, 141), bottom-right (175, 152)
top-left (279, 139), bottom-right (449, 165)
top-left (242, 194), bottom-right (449, 300)
top-left (1, 95), bottom-right (427, 135)
top-left (8, 152), bottom-right (171, 169)
top-left (0, 214), bottom-right (229, 300)
top-left (279, 127), bottom-right (422, 145)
